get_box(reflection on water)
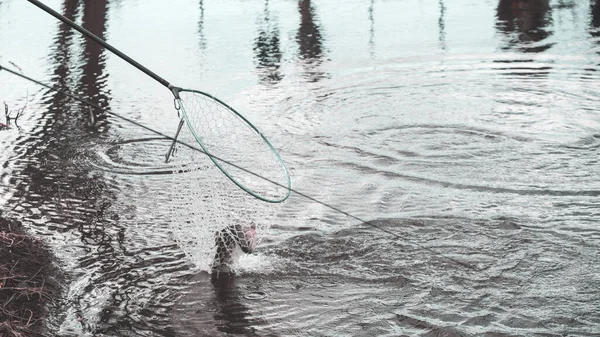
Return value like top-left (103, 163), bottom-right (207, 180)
top-left (46, 0), bottom-right (77, 90)
top-left (496, 0), bottom-right (554, 52)
top-left (368, 0), bottom-right (375, 56)
top-left (2, 0), bottom-right (600, 336)
top-left (198, 0), bottom-right (206, 51)
top-left (211, 273), bottom-right (258, 336)
top-left (586, 0), bottom-right (600, 77)
top-left (493, 58), bottom-right (552, 78)
top-left (254, 0), bottom-right (283, 84)
top-left (171, 272), bottom-right (264, 337)
top-left (27, 0), bottom-right (119, 333)
top-left (80, 0), bottom-right (110, 129)
top-left (296, 0), bottom-right (326, 81)
top-left (592, 0), bottom-right (600, 31)
top-left (438, 0), bottom-right (446, 50)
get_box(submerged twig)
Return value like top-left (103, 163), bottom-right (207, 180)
top-left (2, 91), bottom-right (28, 130)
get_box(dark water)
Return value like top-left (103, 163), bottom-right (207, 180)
top-left (1, 0), bottom-right (600, 336)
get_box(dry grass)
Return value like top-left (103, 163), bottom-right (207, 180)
top-left (0, 217), bottom-right (60, 337)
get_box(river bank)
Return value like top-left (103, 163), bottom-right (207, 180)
top-left (0, 213), bottom-right (61, 337)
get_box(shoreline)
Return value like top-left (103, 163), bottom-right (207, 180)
top-left (0, 213), bottom-right (62, 337)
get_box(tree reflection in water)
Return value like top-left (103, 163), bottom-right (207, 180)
top-left (297, 0), bottom-right (327, 82)
top-left (496, 0), bottom-right (554, 53)
top-left (254, 0), bottom-right (283, 84)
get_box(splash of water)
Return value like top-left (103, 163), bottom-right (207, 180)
top-left (166, 125), bottom-right (276, 272)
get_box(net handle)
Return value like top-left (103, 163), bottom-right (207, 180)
top-left (178, 89), bottom-right (291, 203)
top-left (27, 0), bottom-right (173, 91)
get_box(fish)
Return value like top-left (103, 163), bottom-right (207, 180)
top-left (211, 223), bottom-right (257, 274)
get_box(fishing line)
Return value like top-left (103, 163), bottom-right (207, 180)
top-left (0, 65), bottom-right (480, 271)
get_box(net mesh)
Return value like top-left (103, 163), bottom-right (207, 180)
top-left (167, 115), bottom-right (277, 273)
top-left (177, 89), bottom-right (290, 203)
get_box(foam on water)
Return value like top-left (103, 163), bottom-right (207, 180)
top-left (234, 252), bottom-right (281, 274)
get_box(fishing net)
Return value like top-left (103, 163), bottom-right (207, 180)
top-left (167, 122), bottom-right (277, 273)
top-left (173, 88), bottom-right (290, 203)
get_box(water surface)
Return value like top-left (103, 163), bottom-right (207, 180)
top-left (1, 0), bottom-right (600, 336)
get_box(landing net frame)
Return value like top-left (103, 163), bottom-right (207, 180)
top-left (173, 88), bottom-right (291, 204)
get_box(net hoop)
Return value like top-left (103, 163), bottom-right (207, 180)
top-left (177, 88), bottom-right (291, 203)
